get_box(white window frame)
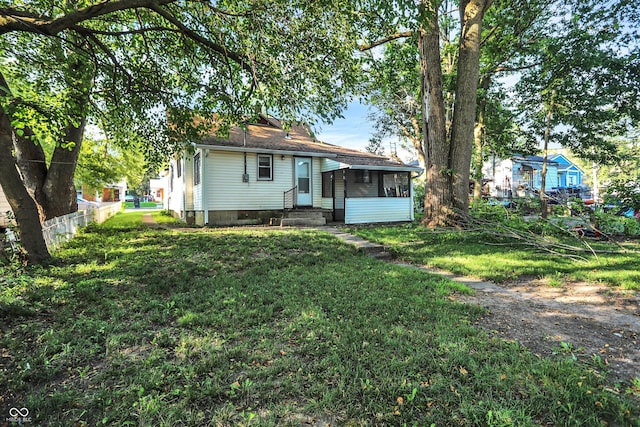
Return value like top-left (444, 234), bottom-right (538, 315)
top-left (257, 154), bottom-right (273, 181)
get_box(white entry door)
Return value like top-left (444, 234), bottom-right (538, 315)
top-left (295, 157), bottom-right (312, 206)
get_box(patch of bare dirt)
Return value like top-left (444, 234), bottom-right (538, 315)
top-left (451, 275), bottom-right (640, 385)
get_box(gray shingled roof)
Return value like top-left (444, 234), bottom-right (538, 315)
top-left (196, 118), bottom-right (421, 172)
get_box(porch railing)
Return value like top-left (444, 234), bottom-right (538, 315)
top-left (283, 186), bottom-right (297, 213)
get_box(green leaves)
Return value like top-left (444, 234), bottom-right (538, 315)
top-left (515, 0), bottom-right (640, 165)
top-left (2, 0), bottom-right (364, 158)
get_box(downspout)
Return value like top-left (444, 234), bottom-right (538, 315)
top-left (409, 171), bottom-right (415, 221)
top-left (243, 126), bottom-right (248, 182)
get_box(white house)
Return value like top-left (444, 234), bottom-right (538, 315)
top-left (166, 115), bottom-right (422, 226)
top-left (150, 172), bottom-right (168, 206)
top-left (0, 187), bottom-right (11, 228)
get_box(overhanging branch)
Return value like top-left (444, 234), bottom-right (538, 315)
top-left (359, 31), bottom-right (414, 51)
top-left (146, 3), bottom-right (255, 75)
top-left (0, 0), bottom-right (176, 35)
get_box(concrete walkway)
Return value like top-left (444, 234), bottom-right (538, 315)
top-left (321, 226), bottom-right (494, 288)
top-left (321, 226), bottom-right (392, 259)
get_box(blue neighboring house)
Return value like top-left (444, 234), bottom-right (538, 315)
top-left (482, 153), bottom-right (584, 198)
top-left (548, 153), bottom-right (584, 188)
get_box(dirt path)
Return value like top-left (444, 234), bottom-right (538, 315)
top-left (401, 263), bottom-right (640, 385)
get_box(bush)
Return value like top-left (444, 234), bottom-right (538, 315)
top-left (587, 209), bottom-right (640, 237)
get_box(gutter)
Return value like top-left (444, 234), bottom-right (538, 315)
top-left (194, 144), bottom-right (339, 159)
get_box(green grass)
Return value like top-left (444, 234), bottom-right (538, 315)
top-left (0, 213), bottom-right (638, 426)
top-left (124, 201), bottom-right (162, 209)
top-left (347, 222), bottom-right (640, 290)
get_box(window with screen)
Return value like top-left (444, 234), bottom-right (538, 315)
top-left (258, 154), bottom-right (273, 180)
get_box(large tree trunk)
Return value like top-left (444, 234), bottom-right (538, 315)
top-left (450, 0), bottom-right (492, 215)
top-left (41, 121), bottom-right (85, 219)
top-left (0, 55), bottom-right (89, 264)
top-left (472, 75), bottom-right (490, 200)
top-left (0, 105), bottom-right (51, 265)
top-left (419, 4), bottom-right (454, 227)
top-left (13, 123), bottom-right (83, 220)
top-left (419, 0), bottom-right (492, 227)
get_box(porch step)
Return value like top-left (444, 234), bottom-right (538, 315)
top-left (280, 217), bottom-right (326, 226)
top-left (285, 210), bottom-right (325, 219)
top-left (281, 209), bottom-right (326, 226)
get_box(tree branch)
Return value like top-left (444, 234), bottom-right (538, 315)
top-left (359, 31), bottom-right (414, 51)
top-left (0, 0), bottom-right (176, 35)
top-left (146, 3), bottom-right (254, 75)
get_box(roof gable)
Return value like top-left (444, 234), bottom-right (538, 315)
top-left (548, 153), bottom-right (584, 173)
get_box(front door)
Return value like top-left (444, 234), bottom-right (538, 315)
top-left (295, 157), bottom-right (312, 206)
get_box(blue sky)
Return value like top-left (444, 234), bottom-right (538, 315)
top-left (314, 102), bottom-right (374, 152)
top-left (314, 102), bottom-right (417, 161)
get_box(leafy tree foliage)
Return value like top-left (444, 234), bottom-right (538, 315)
top-left (515, 0), bottom-right (640, 216)
top-left (0, 0), bottom-right (362, 264)
top-left (74, 137), bottom-right (147, 198)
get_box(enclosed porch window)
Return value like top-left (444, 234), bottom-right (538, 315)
top-left (379, 172), bottom-right (410, 197)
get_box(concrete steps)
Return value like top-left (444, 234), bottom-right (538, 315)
top-left (280, 209), bottom-right (326, 226)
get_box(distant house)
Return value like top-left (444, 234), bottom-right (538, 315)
top-left (482, 154), bottom-right (563, 198)
top-left (150, 173), bottom-right (168, 205)
top-left (0, 187), bottom-right (11, 228)
top-left (76, 179), bottom-right (127, 203)
top-left (166, 115), bottom-right (421, 226)
top-left (100, 180), bottom-right (127, 202)
top-left (548, 153), bottom-right (584, 188)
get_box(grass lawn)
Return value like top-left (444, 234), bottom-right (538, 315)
top-left (123, 201), bottom-right (163, 209)
top-left (1, 213), bottom-right (638, 426)
top-left (347, 222), bottom-right (640, 291)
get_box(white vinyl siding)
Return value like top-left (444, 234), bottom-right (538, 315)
top-left (320, 158), bottom-right (342, 172)
top-left (334, 175), bottom-right (345, 209)
top-left (345, 198), bottom-right (413, 224)
top-left (167, 159), bottom-right (186, 213)
top-left (311, 158), bottom-right (322, 207)
top-left (205, 151), bottom-right (322, 210)
top-left (321, 198), bottom-right (333, 209)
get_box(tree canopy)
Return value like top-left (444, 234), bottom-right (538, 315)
top-left (1, 0), bottom-right (363, 263)
top-left (2, 0), bottom-right (640, 264)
